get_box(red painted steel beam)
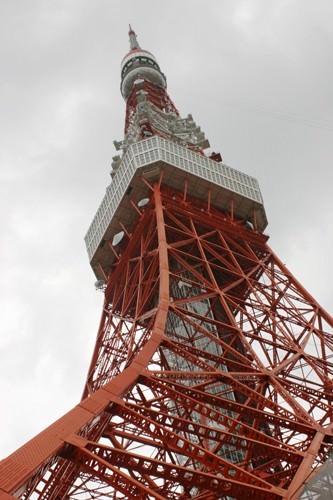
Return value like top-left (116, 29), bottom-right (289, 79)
top-left (2, 186), bottom-right (333, 497)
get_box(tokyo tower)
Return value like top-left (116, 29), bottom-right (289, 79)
top-left (1, 27), bottom-right (333, 499)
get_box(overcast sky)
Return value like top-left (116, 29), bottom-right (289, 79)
top-left (1, 0), bottom-right (333, 458)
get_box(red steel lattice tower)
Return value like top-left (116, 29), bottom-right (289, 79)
top-left (1, 27), bottom-right (333, 500)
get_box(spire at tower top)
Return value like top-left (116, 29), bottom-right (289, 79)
top-left (128, 25), bottom-right (140, 50)
top-left (121, 27), bottom-right (167, 100)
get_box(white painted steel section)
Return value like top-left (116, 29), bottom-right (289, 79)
top-left (121, 49), bottom-right (158, 69)
top-left (85, 136), bottom-right (264, 262)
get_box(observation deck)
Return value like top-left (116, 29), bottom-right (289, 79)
top-left (85, 136), bottom-right (267, 280)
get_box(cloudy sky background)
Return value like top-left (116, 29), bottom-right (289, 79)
top-left (1, 0), bottom-right (332, 457)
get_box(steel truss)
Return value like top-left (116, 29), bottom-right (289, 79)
top-left (1, 183), bottom-right (333, 499)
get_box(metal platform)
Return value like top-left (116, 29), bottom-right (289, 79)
top-left (85, 136), bottom-right (267, 279)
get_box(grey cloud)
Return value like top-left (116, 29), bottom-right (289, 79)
top-left (0, 0), bottom-right (332, 456)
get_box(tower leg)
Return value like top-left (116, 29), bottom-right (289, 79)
top-left (1, 185), bottom-right (333, 498)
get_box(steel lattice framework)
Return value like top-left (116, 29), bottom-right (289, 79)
top-left (1, 28), bottom-right (333, 500)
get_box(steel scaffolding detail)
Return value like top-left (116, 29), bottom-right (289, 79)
top-left (1, 28), bottom-right (333, 500)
